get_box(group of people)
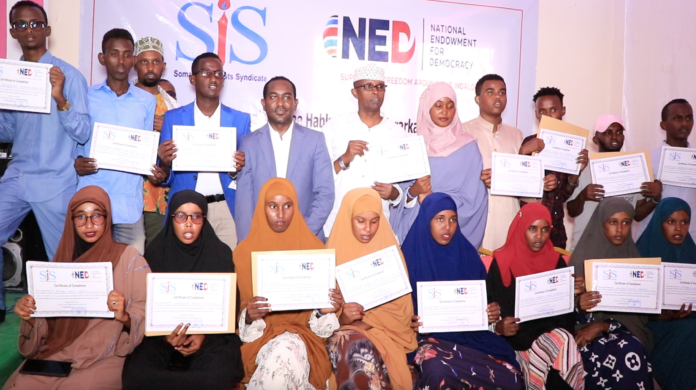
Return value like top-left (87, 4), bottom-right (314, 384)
top-left (1, 1), bottom-right (695, 389)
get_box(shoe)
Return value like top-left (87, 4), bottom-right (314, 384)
top-left (0, 309), bottom-right (5, 324)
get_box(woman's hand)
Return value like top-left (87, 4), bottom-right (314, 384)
top-left (166, 323), bottom-right (191, 348)
top-left (573, 275), bottom-right (586, 295)
top-left (177, 334), bottom-right (205, 357)
top-left (658, 303), bottom-right (693, 321)
top-left (574, 321), bottom-right (609, 348)
top-left (578, 291), bottom-right (602, 312)
top-left (487, 302), bottom-right (501, 324)
top-left (410, 315), bottom-right (422, 333)
top-left (107, 290), bottom-right (129, 326)
top-left (14, 294), bottom-right (36, 326)
top-left (495, 317), bottom-right (519, 337)
top-left (339, 302), bottom-right (365, 326)
top-left (245, 296), bottom-right (271, 325)
top-left (320, 289), bottom-right (344, 315)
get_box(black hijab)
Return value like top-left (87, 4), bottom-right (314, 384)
top-left (145, 190), bottom-right (233, 273)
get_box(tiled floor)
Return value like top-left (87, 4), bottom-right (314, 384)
top-left (0, 292), bottom-right (25, 386)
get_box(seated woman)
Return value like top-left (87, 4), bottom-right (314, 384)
top-left (234, 178), bottom-right (339, 389)
top-left (122, 190), bottom-right (243, 390)
top-left (5, 186), bottom-right (149, 390)
top-left (487, 203), bottom-right (584, 390)
top-left (569, 197), bottom-right (654, 389)
top-left (391, 82), bottom-right (488, 247)
top-left (326, 188), bottom-right (417, 390)
top-left (403, 193), bottom-right (523, 389)
top-left (636, 197), bottom-right (695, 390)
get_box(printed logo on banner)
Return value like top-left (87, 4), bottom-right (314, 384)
top-left (324, 15), bottom-right (415, 63)
top-left (176, 0), bottom-right (268, 65)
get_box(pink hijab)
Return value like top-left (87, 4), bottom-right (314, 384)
top-left (417, 82), bottom-right (475, 157)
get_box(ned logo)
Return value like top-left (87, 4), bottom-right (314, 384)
top-left (300, 262), bottom-right (314, 270)
top-left (72, 271), bottom-right (90, 279)
top-left (454, 287), bottom-right (468, 295)
top-left (192, 282), bottom-right (208, 291)
top-left (372, 258), bottom-right (384, 267)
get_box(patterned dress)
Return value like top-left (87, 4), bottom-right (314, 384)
top-left (326, 329), bottom-right (392, 389)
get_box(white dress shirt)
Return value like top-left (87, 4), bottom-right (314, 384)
top-left (269, 122), bottom-right (294, 179)
top-left (322, 112), bottom-right (406, 236)
top-left (193, 101), bottom-right (225, 196)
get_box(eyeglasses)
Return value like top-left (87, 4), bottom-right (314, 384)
top-left (73, 214), bottom-right (106, 227)
top-left (355, 83), bottom-right (387, 92)
top-left (172, 212), bottom-right (205, 225)
top-left (11, 21), bottom-right (47, 32)
top-left (193, 68), bottom-right (226, 79)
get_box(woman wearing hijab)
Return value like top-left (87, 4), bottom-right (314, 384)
top-left (569, 197), bottom-right (654, 390)
top-left (6, 186), bottom-right (149, 390)
top-left (234, 178), bottom-right (339, 390)
top-left (487, 203), bottom-right (584, 390)
top-left (403, 193), bottom-right (523, 389)
top-left (391, 82), bottom-right (488, 247)
top-left (121, 190), bottom-right (243, 390)
top-left (326, 188), bottom-right (417, 390)
top-left (636, 198), bottom-right (695, 390)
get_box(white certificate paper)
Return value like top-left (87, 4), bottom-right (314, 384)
top-left (369, 135), bottom-right (431, 183)
top-left (336, 245), bottom-right (412, 311)
top-left (515, 267), bottom-right (574, 323)
top-left (253, 249), bottom-right (336, 311)
top-left (26, 261), bottom-right (114, 318)
top-left (172, 126), bottom-right (237, 172)
top-left (662, 262), bottom-right (696, 310)
top-left (0, 59), bottom-right (52, 113)
top-left (657, 146), bottom-right (696, 189)
top-left (490, 152), bottom-right (544, 198)
top-left (89, 122), bottom-right (160, 175)
top-left (146, 273), bottom-right (235, 335)
top-left (590, 262), bottom-right (662, 314)
top-left (417, 280), bottom-right (488, 333)
top-left (590, 153), bottom-right (651, 197)
top-left (537, 129), bottom-right (585, 174)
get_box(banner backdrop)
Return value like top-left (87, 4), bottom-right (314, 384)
top-left (88, 0), bottom-right (538, 133)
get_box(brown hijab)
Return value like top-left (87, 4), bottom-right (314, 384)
top-left (233, 178), bottom-right (331, 388)
top-left (36, 186), bottom-right (128, 359)
top-left (326, 188), bottom-right (417, 390)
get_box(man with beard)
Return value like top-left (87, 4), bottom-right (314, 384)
top-left (133, 37), bottom-right (179, 245)
top-left (235, 77), bottom-right (334, 241)
top-left (157, 52), bottom-right (249, 250)
top-left (321, 63), bottom-right (408, 237)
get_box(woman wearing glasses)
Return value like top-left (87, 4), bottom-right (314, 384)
top-left (122, 190), bottom-right (243, 389)
top-left (6, 186), bottom-right (150, 390)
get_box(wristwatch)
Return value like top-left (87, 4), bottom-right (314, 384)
top-left (337, 155), bottom-right (349, 171)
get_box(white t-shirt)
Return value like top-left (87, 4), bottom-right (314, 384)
top-left (269, 122), bottom-right (294, 179)
top-left (193, 101), bottom-right (225, 196)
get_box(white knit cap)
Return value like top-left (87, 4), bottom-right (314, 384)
top-left (353, 63), bottom-right (385, 82)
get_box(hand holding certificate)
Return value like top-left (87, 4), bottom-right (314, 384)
top-left (585, 259), bottom-right (663, 314)
top-left (369, 135), bottom-right (431, 183)
top-left (88, 122), bottom-right (160, 175)
top-left (514, 267), bottom-right (575, 322)
top-left (172, 126), bottom-right (237, 172)
top-left (417, 280), bottom-right (488, 333)
top-left (656, 146), bottom-right (696, 189)
top-left (662, 263), bottom-right (696, 310)
top-left (0, 59), bottom-right (52, 113)
top-left (589, 151), bottom-right (653, 197)
top-left (490, 152), bottom-right (545, 198)
top-left (536, 116), bottom-right (589, 175)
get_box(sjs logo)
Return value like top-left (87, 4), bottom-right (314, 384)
top-left (428, 288), bottom-right (441, 299)
top-left (669, 269), bottom-right (682, 279)
top-left (39, 270), bottom-right (56, 282)
top-left (160, 281), bottom-right (177, 293)
top-left (602, 269), bottom-right (618, 280)
top-left (524, 281), bottom-right (537, 292)
top-left (323, 15), bottom-right (415, 63)
top-left (669, 151), bottom-right (681, 161)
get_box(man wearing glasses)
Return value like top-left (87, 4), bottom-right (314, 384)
top-left (322, 63), bottom-right (408, 237)
top-left (0, 1), bottom-right (91, 322)
top-left (157, 53), bottom-right (250, 250)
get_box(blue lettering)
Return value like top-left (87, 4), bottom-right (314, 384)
top-left (342, 17), bottom-right (366, 60)
top-left (176, 2), bottom-right (215, 62)
top-left (368, 19), bottom-right (389, 62)
top-left (229, 6), bottom-right (268, 65)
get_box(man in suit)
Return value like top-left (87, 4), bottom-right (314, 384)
top-left (235, 76), bottom-right (334, 241)
top-left (157, 52), bottom-right (250, 250)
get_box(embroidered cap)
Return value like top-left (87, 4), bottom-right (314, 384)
top-left (135, 37), bottom-right (164, 57)
top-left (353, 63), bottom-right (385, 82)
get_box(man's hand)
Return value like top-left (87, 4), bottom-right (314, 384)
top-left (148, 164), bottom-right (168, 185)
top-left (577, 149), bottom-right (589, 173)
top-left (153, 115), bottom-right (164, 132)
top-left (575, 321), bottom-right (609, 348)
top-left (245, 296), bottom-right (271, 324)
top-left (74, 157), bottom-right (98, 176)
top-left (573, 275), bottom-right (586, 295)
top-left (372, 182), bottom-right (399, 201)
top-left (543, 173), bottom-right (558, 191)
top-left (487, 302), bottom-right (501, 324)
top-left (480, 169), bottom-right (492, 188)
top-left (158, 140), bottom-right (177, 166)
top-left (177, 334), bottom-right (205, 357)
top-left (49, 67), bottom-right (67, 107)
top-left (495, 317), bottom-right (519, 337)
top-left (641, 180), bottom-right (663, 201)
top-left (342, 141), bottom-right (369, 165)
top-left (519, 138), bottom-right (545, 155)
top-left (408, 176), bottom-right (432, 198)
top-left (581, 184), bottom-right (605, 202)
top-left (578, 291), bottom-right (602, 312)
top-left (234, 151), bottom-right (245, 172)
top-left (319, 289), bottom-right (344, 315)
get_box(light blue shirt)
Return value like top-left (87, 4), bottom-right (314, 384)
top-left (77, 80), bottom-right (155, 224)
top-left (0, 51), bottom-right (91, 202)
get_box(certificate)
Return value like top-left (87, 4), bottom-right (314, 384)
top-left (514, 267), bottom-right (575, 322)
top-left (172, 126), bottom-right (237, 172)
top-left (535, 116), bottom-right (589, 175)
top-left (588, 261), bottom-right (662, 314)
top-left (26, 261), bottom-right (114, 318)
top-left (369, 135), bottom-right (431, 183)
top-left (88, 122), bottom-right (160, 175)
top-left (589, 151), bottom-right (653, 197)
top-left (145, 273), bottom-right (236, 336)
top-left (252, 249), bottom-right (336, 311)
top-left (490, 152), bottom-right (544, 198)
top-left (335, 245), bottom-right (412, 311)
top-left (417, 280), bottom-right (488, 333)
top-left (656, 146), bottom-right (696, 189)
top-left (0, 59), bottom-right (52, 113)
top-left (662, 262), bottom-right (696, 310)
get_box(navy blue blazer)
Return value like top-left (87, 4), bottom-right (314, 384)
top-left (161, 102), bottom-right (251, 218)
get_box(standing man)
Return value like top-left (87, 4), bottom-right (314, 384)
top-left (74, 28), bottom-right (156, 253)
top-left (519, 87), bottom-right (588, 249)
top-left (0, 1), bottom-right (91, 322)
top-left (132, 36), bottom-right (179, 245)
top-left (236, 76), bottom-right (334, 241)
top-left (322, 63), bottom-right (407, 237)
top-left (157, 53), bottom-right (249, 250)
top-left (463, 74), bottom-right (557, 251)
